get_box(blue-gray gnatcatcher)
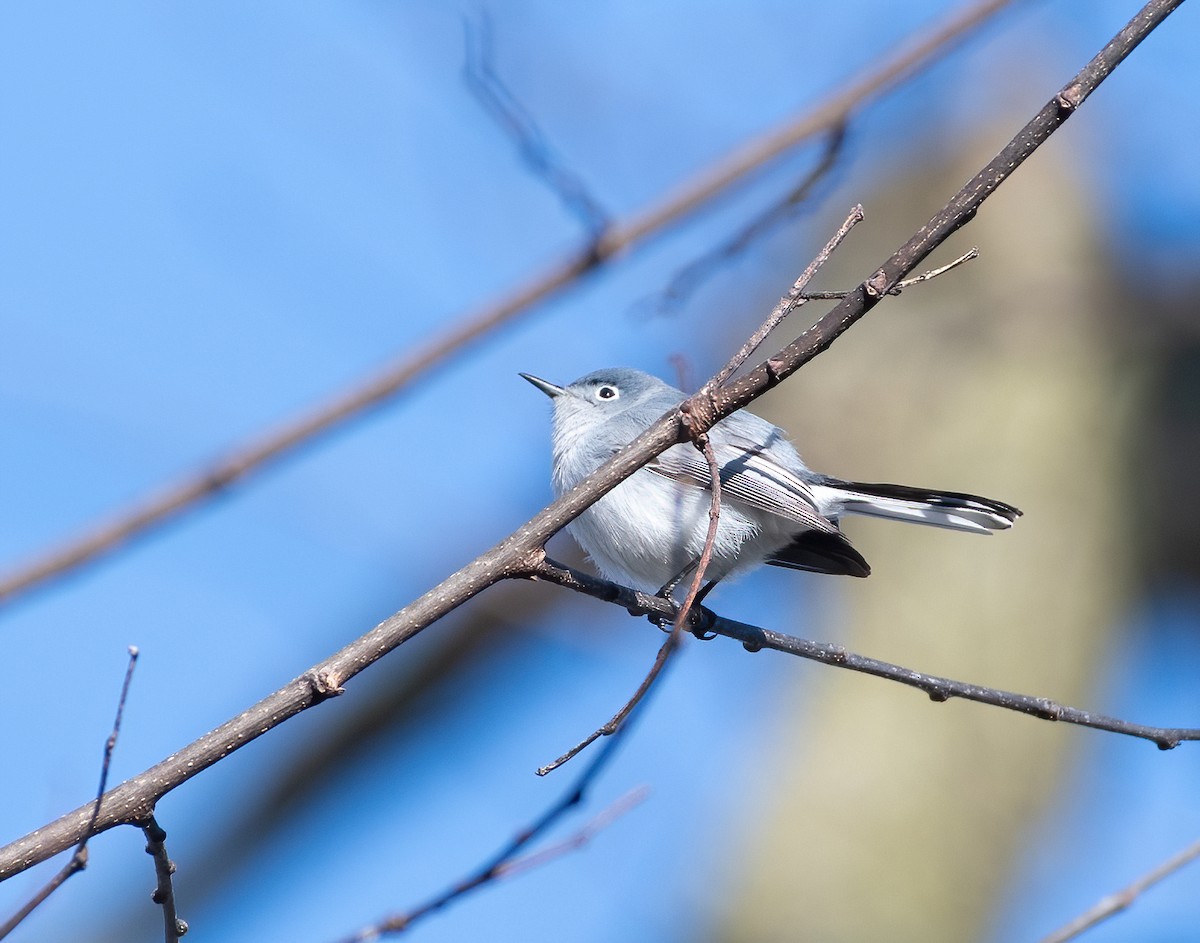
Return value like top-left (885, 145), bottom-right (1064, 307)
top-left (521, 367), bottom-right (1020, 596)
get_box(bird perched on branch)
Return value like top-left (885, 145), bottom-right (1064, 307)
top-left (522, 367), bottom-right (1020, 597)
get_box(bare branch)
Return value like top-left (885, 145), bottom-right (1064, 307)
top-left (711, 203), bottom-right (864, 389)
top-left (142, 817), bottom-right (187, 943)
top-left (529, 558), bottom-right (1200, 750)
top-left (537, 402), bottom-right (727, 776)
top-left (0, 647), bottom-right (139, 939)
top-left (535, 633), bottom-right (679, 777)
top-left (894, 246), bottom-right (980, 289)
top-left (0, 0), bottom-right (1179, 881)
top-left (0, 0), bottom-right (1018, 609)
top-left (464, 14), bottom-right (610, 237)
top-left (799, 247), bottom-right (979, 300)
top-left (607, 0), bottom-right (1020, 249)
top-left (1040, 837), bottom-right (1200, 943)
top-left (652, 123), bottom-right (849, 314)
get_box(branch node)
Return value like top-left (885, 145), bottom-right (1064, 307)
top-left (307, 669), bottom-right (345, 699)
top-left (514, 546), bottom-right (548, 580)
top-left (680, 391), bottom-right (720, 440)
top-left (1056, 83), bottom-right (1084, 110)
top-left (1037, 698), bottom-right (1063, 721)
top-left (864, 270), bottom-right (890, 298)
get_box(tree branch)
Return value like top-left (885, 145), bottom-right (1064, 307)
top-left (0, 647), bottom-right (139, 938)
top-left (141, 817), bottom-right (186, 943)
top-left (711, 204), bottom-right (863, 388)
top-left (652, 122), bottom-right (849, 314)
top-left (0, 0), bottom-right (1180, 881)
top-left (527, 559), bottom-right (1200, 750)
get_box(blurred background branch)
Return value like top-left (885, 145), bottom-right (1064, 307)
top-left (0, 0), bottom-right (1017, 609)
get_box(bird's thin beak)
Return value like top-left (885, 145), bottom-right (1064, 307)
top-left (519, 372), bottom-right (565, 398)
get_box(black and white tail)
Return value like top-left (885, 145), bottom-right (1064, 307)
top-left (814, 479), bottom-right (1022, 534)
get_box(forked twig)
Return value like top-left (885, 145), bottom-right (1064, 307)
top-left (711, 204), bottom-right (864, 389)
top-left (464, 14), bottom-right (610, 238)
top-left (335, 773), bottom-right (647, 939)
top-left (490, 786), bottom-right (649, 881)
top-left (799, 247), bottom-right (979, 300)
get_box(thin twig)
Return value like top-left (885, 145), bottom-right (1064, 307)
top-left (537, 411), bottom-right (726, 776)
top-left (141, 817), bottom-right (187, 943)
top-left (493, 786), bottom-right (650, 881)
top-left (710, 203), bottom-right (864, 389)
top-left (464, 14), bottom-right (610, 238)
top-left (529, 559), bottom-right (1200, 750)
top-left (653, 123), bottom-right (849, 314)
top-left (1039, 837), bottom-right (1200, 943)
top-left (0, 0), bottom-right (1018, 609)
top-left (336, 761), bottom-right (646, 939)
top-left (799, 247), bottom-right (979, 300)
top-left (0, 647), bottom-right (139, 939)
top-left (0, 0), bottom-right (1178, 881)
top-left (535, 633), bottom-right (678, 776)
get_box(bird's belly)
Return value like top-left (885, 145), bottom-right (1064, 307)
top-left (563, 469), bottom-right (787, 592)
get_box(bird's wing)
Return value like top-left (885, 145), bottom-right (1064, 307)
top-left (647, 433), bottom-right (837, 535)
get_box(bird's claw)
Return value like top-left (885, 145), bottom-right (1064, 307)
top-left (648, 603), bottom-right (717, 640)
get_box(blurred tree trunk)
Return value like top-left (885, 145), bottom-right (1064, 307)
top-left (715, 131), bottom-right (1139, 941)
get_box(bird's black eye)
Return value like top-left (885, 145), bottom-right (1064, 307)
top-left (596, 385), bottom-right (618, 400)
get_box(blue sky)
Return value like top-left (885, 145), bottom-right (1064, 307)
top-left (2, 3), bottom-right (1199, 941)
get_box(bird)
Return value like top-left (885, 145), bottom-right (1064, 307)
top-left (521, 367), bottom-right (1020, 598)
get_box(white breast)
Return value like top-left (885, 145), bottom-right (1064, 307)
top-left (561, 467), bottom-right (791, 592)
